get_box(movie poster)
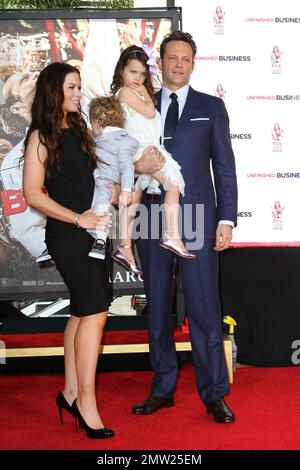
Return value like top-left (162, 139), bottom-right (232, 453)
top-left (0, 14), bottom-right (172, 297)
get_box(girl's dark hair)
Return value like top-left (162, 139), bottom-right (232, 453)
top-left (110, 45), bottom-right (154, 102)
top-left (24, 62), bottom-right (97, 177)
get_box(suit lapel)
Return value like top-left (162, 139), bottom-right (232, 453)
top-left (171, 87), bottom-right (198, 146)
top-left (155, 89), bottom-right (162, 114)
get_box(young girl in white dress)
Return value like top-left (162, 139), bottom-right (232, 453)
top-left (110, 45), bottom-right (196, 270)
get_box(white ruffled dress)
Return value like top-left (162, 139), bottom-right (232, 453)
top-left (120, 100), bottom-right (185, 196)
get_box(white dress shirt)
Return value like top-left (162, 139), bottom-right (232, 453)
top-left (161, 84), bottom-right (190, 136)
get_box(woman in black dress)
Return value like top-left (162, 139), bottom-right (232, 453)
top-left (23, 62), bottom-right (114, 439)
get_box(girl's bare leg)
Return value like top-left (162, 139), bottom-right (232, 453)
top-left (118, 188), bottom-right (143, 266)
top-left (151, 170), bottom-right (188, 252)
top-left (163, 184), bottom-right (188, 251)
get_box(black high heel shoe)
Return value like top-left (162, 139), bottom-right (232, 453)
top-left (56, 391), bottom-right (75, 425)
top-left (71, 400), bottom-right (114, 439)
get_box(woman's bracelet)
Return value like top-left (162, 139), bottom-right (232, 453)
top-left (74, 213), bottom-right (81, 228)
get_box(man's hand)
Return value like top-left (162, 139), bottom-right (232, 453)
top-left (134, 145), bottom-right (165, 174)
top-left (214, 224), bottom-right (233, 251)
top-left (105, 182), bottom-right (121, 205)
top-left (119, 190), bottom-right (133, 207)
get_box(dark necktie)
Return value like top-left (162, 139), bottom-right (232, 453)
top-left (163, 92), bottom-right (178, 150)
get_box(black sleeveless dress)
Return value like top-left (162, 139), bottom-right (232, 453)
top-left (45, 128), bottom-right (111, 317)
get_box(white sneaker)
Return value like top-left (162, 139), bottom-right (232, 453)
top-left (88, 239), bottom-right (106, 260)
top-left (36, 248), bottom-right (52, 263)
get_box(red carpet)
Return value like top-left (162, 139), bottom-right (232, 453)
top-left (1, 364), bottom-right (300, 450)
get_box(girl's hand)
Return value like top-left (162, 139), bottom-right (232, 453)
top-left (77, 209), bottom-right (112, 230)
top-left (129, 83), bottom-right (149, 99)
top-left (119, 191), bottom-right (133, 207)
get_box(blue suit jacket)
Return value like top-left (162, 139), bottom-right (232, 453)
top-left (136, 87), bottom-right (237, 401)
top-left (156, 86), bottom-right (238, 240)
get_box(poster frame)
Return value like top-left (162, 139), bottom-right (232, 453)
top-left (0, 6), bottom-right (181, 301)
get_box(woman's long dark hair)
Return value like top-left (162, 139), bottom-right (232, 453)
top-left (24, 62), bottom-right (97, 177)
top-left (110, 45), bottom-right (154, 102)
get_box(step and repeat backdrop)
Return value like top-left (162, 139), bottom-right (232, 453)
top-left (179, 0), bottom-right (300, 246)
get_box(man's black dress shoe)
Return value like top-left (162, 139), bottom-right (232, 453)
top-left (132, 396), bottom-right (174, 415)
top-left (206, 398), bottom-right (235, 423)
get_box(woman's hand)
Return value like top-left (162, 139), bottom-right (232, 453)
top-left (77, 209), bottom-right (112, 230)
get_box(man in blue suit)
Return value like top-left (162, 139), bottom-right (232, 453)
top-left (133, 31), bottom-right (237, 423)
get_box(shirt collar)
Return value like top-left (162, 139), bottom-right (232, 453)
top-left (101, 125), bottom-right (122, 135)
top-left (162, 84), bottom-right (190, 104)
